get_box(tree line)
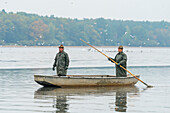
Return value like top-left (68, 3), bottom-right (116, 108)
top-left (0, 9), bottom-right (170, 46)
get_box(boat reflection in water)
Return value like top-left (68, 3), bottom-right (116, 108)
top-left (34, 86), bottom-right (139, 112)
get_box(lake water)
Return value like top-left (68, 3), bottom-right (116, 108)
top-left (0, 47), bottom-right (170, 113)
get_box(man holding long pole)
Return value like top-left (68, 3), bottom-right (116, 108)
top-left (80, 39), bottom-right (152, 87)
top-left (108, 46), bottom-right (127, 77)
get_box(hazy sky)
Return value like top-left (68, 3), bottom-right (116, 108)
top-left (0, 0), bottom-right (170, 22)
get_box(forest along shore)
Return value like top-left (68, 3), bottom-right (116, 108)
top-left (0, 10), bottom-right (170, 47)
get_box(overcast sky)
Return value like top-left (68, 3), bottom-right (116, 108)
top-left (0, 0), bottom-right (170, 22)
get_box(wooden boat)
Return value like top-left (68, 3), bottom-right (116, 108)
top-left (34, 75), bottom-right (140, 87)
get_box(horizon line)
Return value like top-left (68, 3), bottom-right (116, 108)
top-left (1, 9), bottom-right (170, 23)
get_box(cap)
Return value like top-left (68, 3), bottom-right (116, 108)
top-left (59, 44), bottom-right (64, 48)
top-left (118, 45), bottom-right (123, 49)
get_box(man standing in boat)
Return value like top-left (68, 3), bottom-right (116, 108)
top-left (108, 46), bottom-right (127, 77)
top-left (53, 44), bottom-right (69, 76)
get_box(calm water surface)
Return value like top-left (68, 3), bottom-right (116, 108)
top-left (0, 47), bottom-right (170, 113)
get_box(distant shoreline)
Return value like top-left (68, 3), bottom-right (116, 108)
top-left (0, 45), bottom-right (170, 48)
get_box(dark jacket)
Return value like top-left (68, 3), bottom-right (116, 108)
top-left (53, 51), bottom-right (69, 75)
top-left (115, 52), bottom-right (127, 68)
top-left (115, 52), bottom-right (127, 77)
top-left (109, 52), bottom-right (127, 77)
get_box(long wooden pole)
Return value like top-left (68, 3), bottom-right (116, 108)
top-left (80, 39), bottom-right (153, 88)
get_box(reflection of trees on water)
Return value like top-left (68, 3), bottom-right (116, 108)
top-left (115, 91), bottom-right (127, 112)
top-left (53, 96), bottom-right (69, 113)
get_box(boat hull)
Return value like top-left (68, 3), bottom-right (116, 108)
top-left (34, 75), bottom-right (140, 87)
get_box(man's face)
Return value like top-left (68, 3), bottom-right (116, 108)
top-left (118, 48), bottom-right (123, 52)
top-left (59, 48), bottom-right (64, 52)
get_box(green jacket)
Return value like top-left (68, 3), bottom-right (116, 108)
top-left (115, 52), bottom-right (127, 68)
top-left (109, 52), bottom-right (127, 77)
top-left (53, 51), bottom-right (69, 75)
top-left (115, 52), bottom-right (127, 77)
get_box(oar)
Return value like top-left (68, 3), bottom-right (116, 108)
top-left (80, 39), bottom-right (153, 88)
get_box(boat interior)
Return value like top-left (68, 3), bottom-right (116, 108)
top-left (65, 75), bottom-right (135, 77)
top-left (66, 75), bottom-right (116, 77)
